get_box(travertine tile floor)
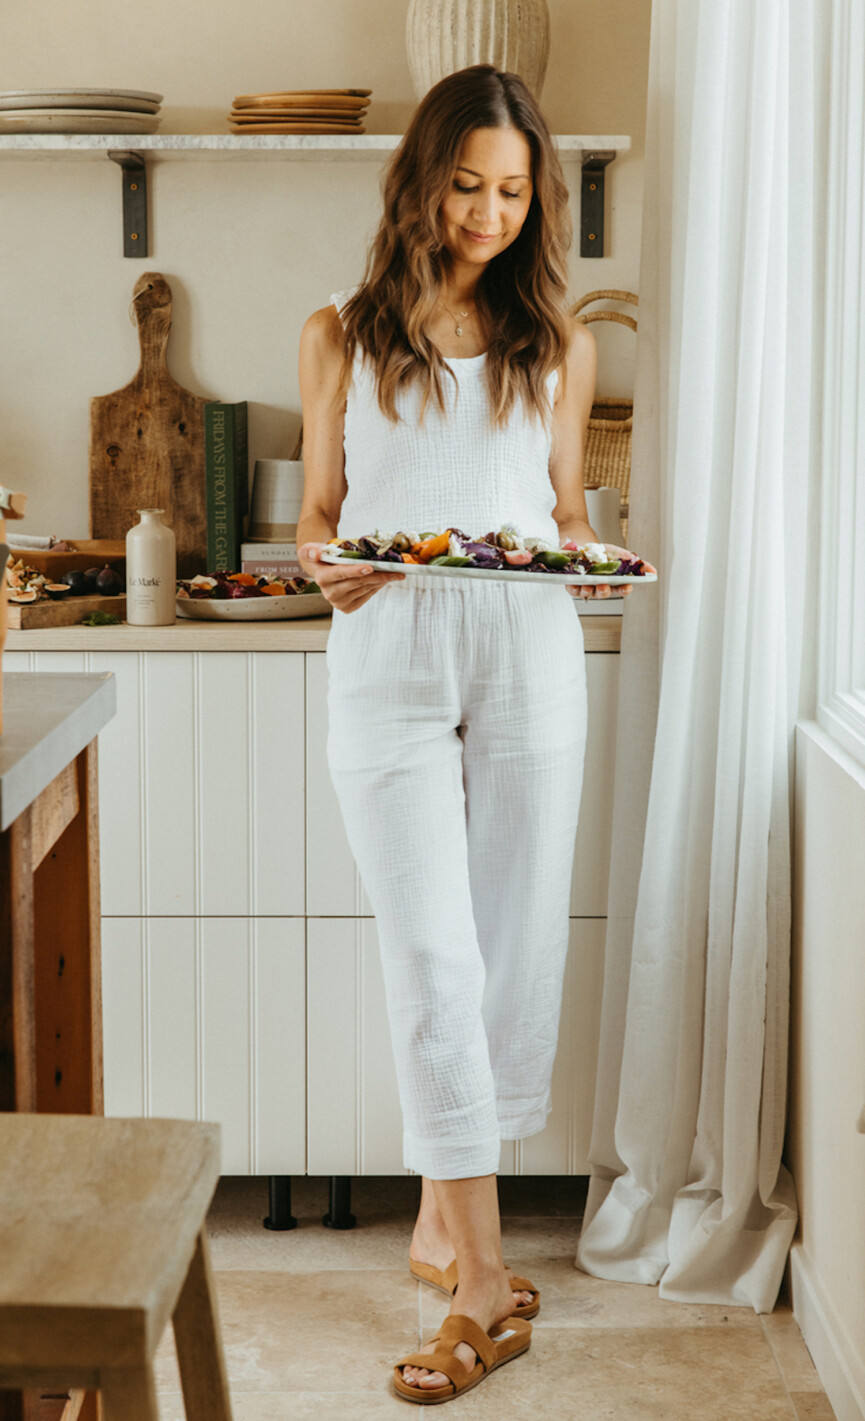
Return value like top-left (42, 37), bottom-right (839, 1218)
top-left (154, 1175), bottom-right (835, 1419)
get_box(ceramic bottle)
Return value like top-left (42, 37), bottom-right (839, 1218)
top-left (126, 509), bottom-right (176, 625)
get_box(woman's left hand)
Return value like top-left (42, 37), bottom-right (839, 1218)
top-left (565, 544), bottom-right (658, 601)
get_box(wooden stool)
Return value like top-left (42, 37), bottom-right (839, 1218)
top-left (0, 1114), bottom-right (233, 1421)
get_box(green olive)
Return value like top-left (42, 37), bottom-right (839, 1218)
top-left (391, 532), bottom-right (412, 552)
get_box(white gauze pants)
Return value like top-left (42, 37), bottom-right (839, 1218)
top-left (325, 575), bottom-right (588, 1179)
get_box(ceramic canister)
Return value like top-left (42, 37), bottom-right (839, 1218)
top-left (584, 486), bottom-right (624, 547)
top-left (247, 459), bottom-right (305, 544)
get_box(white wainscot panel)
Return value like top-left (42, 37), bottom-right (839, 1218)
top-left (101, 916), bottom-right (306, 1174)
top-left (141, 652), bottom-right (196, 913)
top-left (570, 654), bottom-right (620, 917)
top-left (305, 654), bottom-right (374, 916)
top-left (87, 651), bottom-right (145, 914)
top-left (306, 917), bottom-right (405, 1175)
top-left (28, 649), bottom-right (307, 915)
top-left (195, 652), bottom-right (305, 916)
top-left (499, 917), bottom-right (605, 1176)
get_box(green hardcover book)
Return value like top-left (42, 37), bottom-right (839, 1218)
top-left (234, 400), bottom-right (249, 529)
top-left (205, 403), bottom-right (240, 573)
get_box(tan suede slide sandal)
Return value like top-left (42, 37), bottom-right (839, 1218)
top-left (409, 1258), bottom-right (540, 1320)
top-left (393, 1312), bottom-right (532, 1403)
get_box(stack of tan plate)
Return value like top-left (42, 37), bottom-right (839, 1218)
top-left (228, 89), bottom-right (371, 134)
top-left (0, 88), bottom-right (163, 133)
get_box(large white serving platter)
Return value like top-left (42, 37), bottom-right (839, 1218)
top-left (176, 591), bottom-right (331, 620)
top-left (319, 548), bottom-right (656, 585)
top-left (0, 88), bottom-right (164, 106)
top-left (0, 110), bottom-right (161, 133)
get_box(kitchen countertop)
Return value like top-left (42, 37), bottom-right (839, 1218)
top-left (5, 613), bottom-right (622, 653)
top-left (0, 671), bottom-right (116, 831)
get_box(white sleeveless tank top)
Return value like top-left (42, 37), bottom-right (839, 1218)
top-left (331, 288), bottom-right (561, 555)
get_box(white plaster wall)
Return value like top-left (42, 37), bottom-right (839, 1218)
top-left (0, 0), bottom-right (651, 536)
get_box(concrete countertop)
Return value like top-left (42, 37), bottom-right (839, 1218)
top-left (5, 612), bottom-right (622, 653)
top-left (0, 672), bottom-right (116, 831)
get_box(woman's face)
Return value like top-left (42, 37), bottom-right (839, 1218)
top-left (440, 126), bottom-right (534, 267)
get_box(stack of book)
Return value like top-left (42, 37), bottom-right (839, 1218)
top-left (227, 89), bottom-right (371, 134)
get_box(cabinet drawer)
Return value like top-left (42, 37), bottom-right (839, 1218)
top-left (101, 915), bottom-right (306, 1174)
top-left (306, 651), bottom-right (619, 918)
top-left (306, 916), bottom-right (604, 1176)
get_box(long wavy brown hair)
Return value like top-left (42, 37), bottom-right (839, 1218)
top-left (337, 64), bottom-right (572, 427)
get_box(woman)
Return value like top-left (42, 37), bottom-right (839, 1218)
top-left (296, 64), bottom-right (654, 1404)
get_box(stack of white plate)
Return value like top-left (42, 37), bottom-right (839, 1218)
top-left (0, 89), bottom-right (163, 134)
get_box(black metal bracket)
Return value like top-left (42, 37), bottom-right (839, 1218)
top-left (580, 150), bottom-right (616, 258)
top-left (107, 150), bottom-right (148, 258)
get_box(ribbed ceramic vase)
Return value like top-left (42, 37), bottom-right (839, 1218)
top-left (406, 0), bottom-right (551, 100)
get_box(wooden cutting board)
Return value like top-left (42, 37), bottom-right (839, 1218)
top-left (6, 594), bottom-right (127, 629)
top-left (89, 273), bottom-right (209, 578)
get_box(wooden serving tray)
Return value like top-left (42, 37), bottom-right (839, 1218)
top-left (7, 594), bottom-right (127, 629)
top-left (7, 539), bottom-right (126, 576)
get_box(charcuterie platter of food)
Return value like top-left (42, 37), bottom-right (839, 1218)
top-left (319, 526), bottom-right (656, 584)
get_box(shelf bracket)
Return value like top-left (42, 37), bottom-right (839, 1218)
top-left (107, 150), bottom-right (148, 258)
top-left (580, 150), bottom-right (616, 258)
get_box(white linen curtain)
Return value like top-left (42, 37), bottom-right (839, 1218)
top-left (576, 0), bottom-right (818, 1312)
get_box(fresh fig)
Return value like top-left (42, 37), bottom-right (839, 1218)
top-left (62, 570), bottom-right (90, 596)
top-left (44, 583), bottom-right (71, 600)
top-left (95, 565), bottom-right (123, 596)
top-left (83, 566), bottom-right (101, 587)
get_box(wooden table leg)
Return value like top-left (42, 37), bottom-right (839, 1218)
top-left (98, 1369), bottom-right (158, 1421)
top-left (0, 805), bottom-right (36, 1112)
top-left (172, 1229), bottom-right (233, 1421)
top-left (0, 740), bottom-right (104, 1420)
top-left (33, 741), bottom-right (103, 1115)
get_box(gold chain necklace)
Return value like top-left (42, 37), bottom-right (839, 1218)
top-left (438, 295), bottom-right (476, 338)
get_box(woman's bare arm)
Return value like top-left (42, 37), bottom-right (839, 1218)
top-left (296, 306), bottom-right (405, 608)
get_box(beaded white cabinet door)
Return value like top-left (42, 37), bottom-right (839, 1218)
top-left (306, 650), bottom-right (620, 918)
top-left (5, 649), bottom-right (306, 915)
top-left (306, 915), bottom-right (605, 1175)
top-left (101, 915), bottom-right (306, 1174)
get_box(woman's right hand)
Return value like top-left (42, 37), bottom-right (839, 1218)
top-left (298, 542), bottom-right (406, 612)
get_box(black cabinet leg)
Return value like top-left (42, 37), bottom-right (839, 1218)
top-left (263, 1175), bottom-right (297, 1230)
top-left (323, 1175), bottom-right (356, 1229)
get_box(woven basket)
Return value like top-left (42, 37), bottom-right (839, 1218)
top-left (571, 289), bottom-right (638, 543)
